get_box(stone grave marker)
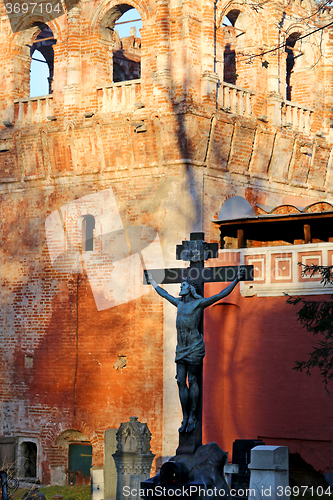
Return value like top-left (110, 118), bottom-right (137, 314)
top-left (113, 417), bottom-right (154, 500)
top-left (248, 446), bottom-right (289, 500)
top-left (104, 429), bottom-right (118, 500)
top-left (231, 439), bottom-right (264, 493)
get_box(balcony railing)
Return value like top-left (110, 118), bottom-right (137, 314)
top-left (230, 241), bottom-right (333, 297)
top-left (97, 79), bottom-right (141, 113)
top-left (282, 100), bottom-right (313, 134)
top-left (218, 82), bottom-right (255, 117)
top-left (14, 95), bottom-right (54, 125)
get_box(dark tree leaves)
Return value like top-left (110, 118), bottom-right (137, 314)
top-left (288, 264), bottom-right (333, 391)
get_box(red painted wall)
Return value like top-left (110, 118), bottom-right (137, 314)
top-left (203, 264), bottom-right (333, 473)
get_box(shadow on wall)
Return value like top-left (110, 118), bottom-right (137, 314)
top-left (203, 302), bottom-right (243, 446)
top-left (203, 292), bottom-right (333, 477)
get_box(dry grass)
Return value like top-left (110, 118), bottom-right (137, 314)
top-left (10, 485), bottom-right (90, 500)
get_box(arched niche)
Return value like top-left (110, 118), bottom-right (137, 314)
top-left (217, 6), bottom-right (260, 88)
top-left (284, 29), bottom-right (317, 106)
top-left (81, 214), bottom-right (96, 252)
top-left (52, 430), bottom-right (92, 486)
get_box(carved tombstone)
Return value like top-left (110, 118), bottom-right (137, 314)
top-left (112, 416), bottom-right (155, 500)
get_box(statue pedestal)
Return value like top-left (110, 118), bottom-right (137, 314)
top-left (141, 442), bottom-right (230, 499)
top-left (176, 424), bottom-right (202, 455)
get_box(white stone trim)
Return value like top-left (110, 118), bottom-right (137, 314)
top-left (221, 243), bottom-right (333, 297)
top-left (273, 257), bottom-right (292, 281)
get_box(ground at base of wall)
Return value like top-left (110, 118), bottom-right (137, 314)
top-left (12, 485), bottom-right (90, 500)
top-left (289, 454), bottom-right (329, 488)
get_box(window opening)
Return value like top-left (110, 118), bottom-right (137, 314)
top-left (21, 442), bottom-right (37, 478)
top-left (82, 215), bottom-right (95, 252)
top-left (285, 33), bottom-right (301, 101)
top-left (223, 44), bottom-right (237, 84)
top-left (222, 11), bottom-right (241, 85)
top-left (113, 62), bottom-right (128, 82)
top-left (112, 8), bottom-right (142, 82)
top-left (223, 11), bottom-right (240, 27)
top-left (30, 24), bottom-right (56, 97)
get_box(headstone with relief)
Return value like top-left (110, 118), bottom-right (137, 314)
top-left (113, 417), bottom-right (155, 500)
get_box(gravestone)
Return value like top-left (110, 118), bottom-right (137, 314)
top-left (90, 466), bottom-right (104, 500)
top-left (231, 439), bottom-right (265, 494)
top-left (248, 446), bottom-right (289, 500)
top-left (113, 417), bottom-right (155, 500)
top-left (104, 429), bottom-right (117, 500)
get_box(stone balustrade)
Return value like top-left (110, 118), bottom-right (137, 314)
top-left (14, 95), bottom-right (54, 125)
top-left (218, 82), bottom-right (255, 117)
top-left (97, 80), bottom-right (141, 113)
top-left (236, 241), bottom-right (333, 297)
top-left (282, 100), bottom-right (313, 134)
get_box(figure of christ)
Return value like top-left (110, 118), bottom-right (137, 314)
top-left (147, 268), bottom-right (245, 433)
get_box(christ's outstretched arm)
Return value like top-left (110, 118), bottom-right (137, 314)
top-left (200, 267), bottom-right (245, 309)
top-left (146, 272), bottom-right (179, 307)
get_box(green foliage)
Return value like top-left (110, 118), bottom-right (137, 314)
top-left (287, 263), bottom-right (333, 391)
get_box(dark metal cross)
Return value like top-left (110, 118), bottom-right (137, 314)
top-left (144, 232), bottom-right (253, 455)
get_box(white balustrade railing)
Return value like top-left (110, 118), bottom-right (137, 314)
top-left (234, 241), bottom-right (333, 297)
top-left (282, 100), bottom-right (313, 134)
top-left (97, 79), bottom-right (141, 113)
top-left (14, 95), bottom-right (54, 125)
top-left (218, 82), bottom-right (255, 117)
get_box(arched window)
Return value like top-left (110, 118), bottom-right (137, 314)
top-left (112, 8), bottom-right (142, 82)
top-left (221, 11), bottom-right (239, 85)
top-left (30, 24), bottom-right (56, 97)
top-left (30, 50), bottom-right (49, 97)
top-left (97, 4), bottom-right (142, 85)
top-left (285, 33), bottom-right (301, 101)
top-left (220, 10), bottom-right (254, 87)
top-left (82, 215), bottom-right (95, 252)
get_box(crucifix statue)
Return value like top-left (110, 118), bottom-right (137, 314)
top-left (144, 232), bottom-right (252, 454)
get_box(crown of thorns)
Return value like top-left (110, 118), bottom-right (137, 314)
top-left (182, 277), bottom-right (198, 291)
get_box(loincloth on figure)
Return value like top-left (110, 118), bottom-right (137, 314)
top-left (175, 336), bottom-right (205, 365)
